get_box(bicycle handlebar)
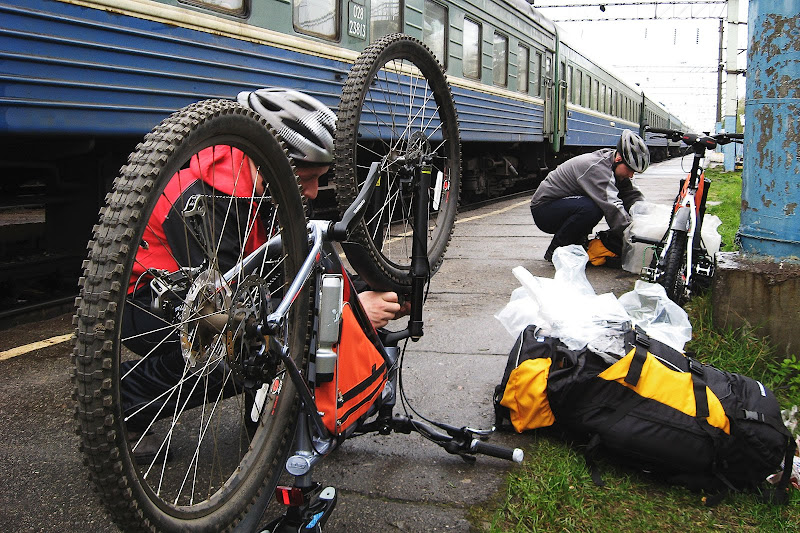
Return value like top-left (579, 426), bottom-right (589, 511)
top-left (645, 127), bottom-right (743, 148)
top-left (470, 438), bottom-right (524, 463)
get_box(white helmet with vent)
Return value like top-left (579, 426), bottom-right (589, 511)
top-left (237, 88), bottom-right (335, 165)
top-left (616, 130), bottom-right (650, 173)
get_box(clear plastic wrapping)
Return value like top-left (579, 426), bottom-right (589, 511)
top-left (495, 245), bottom-right (692, 356)
top-left (622, 201), bottom-right (723, 274)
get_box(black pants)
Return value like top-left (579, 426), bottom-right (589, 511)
top-left (120, 292), bottom-right (236, 432)
top-left (531, 196), bottom-right (603, 250)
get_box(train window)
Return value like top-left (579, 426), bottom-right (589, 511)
top-left (423, 0), bottom-right (448, 66)
top-left (463, 18), bottom-right (481, 80)
top-left (518, 44), bottom-right (529, 93)
top-left (179, 0), bottom-right (247, 16)
top-left (533, 52), bottom-right (542, 97)
top-left (585, 75), bottom-right (592, 108)
top-left (608, 88), bottom-right (614, 115)
top-left (294, 0), bottom-right (339, 40)
top-left (573, 70), bottom-right (582, 106)
top-left (371, 0), bottom-right (402, 42)
top-left (492, 32), bottom-right (508, 87)
top-left (567, 65), bottom-right (573, 103)
top-left (600, 84), bottom-right (606, 113)
top-left (592, 79), bottom-right (599, 110)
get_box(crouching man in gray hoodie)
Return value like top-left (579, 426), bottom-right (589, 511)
top-left (531, 130), bottom-right (650, 262)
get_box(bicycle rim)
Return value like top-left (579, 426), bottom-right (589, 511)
top-left (73, 100), bottom-right (310, 532)
top-left (334, 33), bottom-right (461, 292)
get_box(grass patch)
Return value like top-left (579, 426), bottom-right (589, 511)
top-left (702, 166), bottom-right (743, 252)
top-left (473, 165), bottom-right (800, 532)
top-left (473, 432), bottom-right (798, 533)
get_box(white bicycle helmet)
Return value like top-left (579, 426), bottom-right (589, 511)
top-left (237, 88), bottom-right (335, 165)
top-left (616, 130), bottom-right (650, 173)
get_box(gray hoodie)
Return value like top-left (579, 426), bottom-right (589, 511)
top-left (530, 148), bottom-right (644, 231)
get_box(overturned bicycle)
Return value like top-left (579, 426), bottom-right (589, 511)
top-left (72, 34), bottom-right (522, 533)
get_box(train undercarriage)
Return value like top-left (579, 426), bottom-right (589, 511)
top-left (0, 135), bottom-right (678, 324)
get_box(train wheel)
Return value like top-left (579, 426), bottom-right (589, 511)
top-left (334, 33), bottom-right (461, 292)
top-left (72, 99), bottom-right (310, 532)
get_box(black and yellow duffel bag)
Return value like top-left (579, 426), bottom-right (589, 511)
top-left (494, 325), bottom-right (796, 501)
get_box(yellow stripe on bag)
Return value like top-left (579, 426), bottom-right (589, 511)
top-left (599, 349), bottom-right (730, 434)
top-left (500, 358), bottom-right (556, 433)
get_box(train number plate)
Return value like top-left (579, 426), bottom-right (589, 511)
top-left (348, 1), bottom-right (366, 40)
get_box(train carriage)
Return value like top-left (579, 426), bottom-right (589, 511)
top-left (642, 94), bottom-right (671, 161)
top-left (557, 38), bottom-right (643, 156)
top-left (667, 112), bottom-right (686, 157)
top-left (0, 0), bottom-right (686, 317)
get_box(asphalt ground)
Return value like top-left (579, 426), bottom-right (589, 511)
top-left (0, 157), bottom-right (685, 532)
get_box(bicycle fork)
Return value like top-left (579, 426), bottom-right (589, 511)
top-left (657, 198), bottom-right (696, 298)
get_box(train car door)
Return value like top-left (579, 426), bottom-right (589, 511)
top-left (542, 51), bottom-right (554, 140)
top-left (555, 59), bottom-right (567, 152)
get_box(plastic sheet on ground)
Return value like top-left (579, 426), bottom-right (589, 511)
top-left (623, 201), bottom-right (723, 274)
top-left (617, 280), bottom-right (692, 352)
top-left (495, 245), bottom-right (692, 357)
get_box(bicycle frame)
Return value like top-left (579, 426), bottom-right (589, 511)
top-left (636, 128), bottom-right (742, 305)
top-left (657, 146), bottom-right (710, 298)
top-left (252, 158), bottom-right (520, 531)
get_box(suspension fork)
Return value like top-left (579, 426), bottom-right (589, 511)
top-left (408, 159), bottom-right (432, 341)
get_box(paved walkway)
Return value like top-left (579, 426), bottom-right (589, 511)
top-left (0, 158), bottom-right (687, 533)
top-left (311, 157), bottom-right (686, 532)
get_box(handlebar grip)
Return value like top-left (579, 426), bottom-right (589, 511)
top-left (646, 127), bottom-right (677, 135)
top-left (470, 439), bottom-right (524, 463)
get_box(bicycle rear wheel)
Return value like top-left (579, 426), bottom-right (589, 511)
top-left (334, 33), bottom-right (461, 292)
top-left (73, 100), bottom-right (310, 532)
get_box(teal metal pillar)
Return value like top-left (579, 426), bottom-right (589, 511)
top-left (739, 0), bottom-right (800, 259)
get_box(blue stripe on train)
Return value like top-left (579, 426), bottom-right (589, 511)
top-left (0, 0), bottom-right (349, 135)
top-left (564, 108), bottom-right (634, 148)
top-left (1, 0), bottom-right (546, 143)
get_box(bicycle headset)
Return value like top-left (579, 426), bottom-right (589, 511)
top-left (237, 88), bottom-right (336, 166)
top-left (616, 129), bottom-right (650, 173)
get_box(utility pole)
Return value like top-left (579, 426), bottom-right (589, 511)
top-left (716, 17), bottom-right (724, 126)
top-left (722, 0), bottom-right (739, 170)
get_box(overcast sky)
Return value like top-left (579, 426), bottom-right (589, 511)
top-left (532, 0), bottom-right (749, 133)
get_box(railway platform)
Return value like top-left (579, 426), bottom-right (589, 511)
top-left (0, 157), bottom-right (687, 532)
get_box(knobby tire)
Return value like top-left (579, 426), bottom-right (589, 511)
top-left (72, 99), bottom-right (310, 532)
top-left (334, 33), bottom-right (462, 292)
top-left (661, 230), bottom-right (688, 305)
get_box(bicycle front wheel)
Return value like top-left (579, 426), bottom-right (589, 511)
top-left (660, 230), bottom-right (688, 305)
top-left (334, 33), bottom-right (461, 292)
top-left (73, 100), bottom-right (310, 532)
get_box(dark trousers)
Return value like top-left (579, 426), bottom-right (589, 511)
top-left (120, 293), bottom-right (236, 432)
top-left (531, 196), bottom-right (603, 250)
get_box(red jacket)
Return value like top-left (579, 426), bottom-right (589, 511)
top-left (129, 147), bottom-right (267, 293)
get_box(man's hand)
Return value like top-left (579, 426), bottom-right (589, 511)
top-left (358, 291), bottom-right (411, 329)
